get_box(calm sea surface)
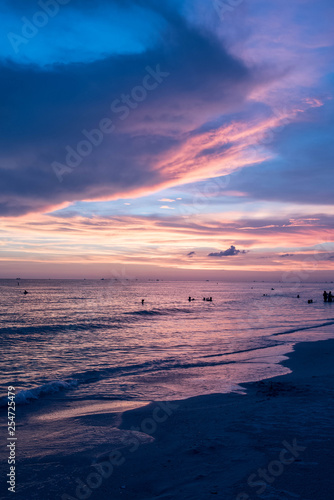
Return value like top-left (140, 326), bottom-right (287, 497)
top-left (1, 280), bottom-right (333, 408)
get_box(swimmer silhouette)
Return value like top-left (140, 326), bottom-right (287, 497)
top-left (141, 299), bottom-right (145, 305)
top-left (24, 290), bottom-right (28, 295)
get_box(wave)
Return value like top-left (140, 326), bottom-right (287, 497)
top-left (0, 355), bottom-right (245, 407)
top-left (3, 342), bottom-right (279, 407)
top-left (272, 320), bottom-right (334, 336)
top-left (0, 322), bottom-right (124, 336)
top-left (126, 307), bottom-right (192, 317)
top-left (0, 308), bottom-right (193, 336)
top-left (201, 340), bottom-right (283, 358)
top-left (0, 380), bottom-right (78, 407)
top-left (5, 319), bottom-right (328, 408)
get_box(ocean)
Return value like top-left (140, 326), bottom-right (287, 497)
top-left (1, 279), bottom-right (333, 408)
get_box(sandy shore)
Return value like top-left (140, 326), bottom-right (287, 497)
top-left (2, 338), bottom-right (334, 499)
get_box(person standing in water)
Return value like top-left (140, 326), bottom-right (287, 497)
top-left (323, 291), bottom-right (328, 302)
top-left (328, 291), bottom-right (333, 303)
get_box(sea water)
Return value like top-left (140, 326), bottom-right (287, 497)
top-left (1, 279), bottom-right (333, 407)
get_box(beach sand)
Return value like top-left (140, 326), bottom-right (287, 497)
top-left (3, 338), bottom-right (334, 499)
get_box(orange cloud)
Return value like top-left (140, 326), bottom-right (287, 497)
top-left (1, 212), bottom-right (332, 274)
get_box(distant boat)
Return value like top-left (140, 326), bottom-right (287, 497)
top-left (101, 278), bottom-right (105, 280)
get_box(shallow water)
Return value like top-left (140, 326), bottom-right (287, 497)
top-left (1, 279), bottom-right (333, 407)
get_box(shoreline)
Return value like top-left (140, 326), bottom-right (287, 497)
top-left (2, 337), bottom-right (334, 499)
top-left (112, 338), bottom-right (334, 499)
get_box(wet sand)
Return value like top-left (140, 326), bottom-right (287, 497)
top-left (2, 338), bottom-right (334, 499)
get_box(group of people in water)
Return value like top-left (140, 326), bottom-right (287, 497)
top-left (188, 296), bottom-right (213, 302)
top-left (323, 291), bottom-right (333, 302)
top-left (21, 289), bottom-right (334, 303)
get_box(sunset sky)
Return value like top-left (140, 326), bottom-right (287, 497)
top-left (0, 0), bottom-right (333, 280)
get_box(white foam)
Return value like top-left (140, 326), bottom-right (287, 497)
top-left (1, 380), bottom-right (78, 407)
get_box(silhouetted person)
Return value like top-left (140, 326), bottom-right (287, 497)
top-left (188, 296), bottom-right (192, 302)
top-left (328, 291), bottom-right (333, 303)
top-left (209, 297), bottom-right (212, 302)
top-left (141, 299), bottom-right (144, 305)
top-left (297, 295), bottom-right (300, 298)
top-left (24, 290), bottom-right (28, 295)
top-left (323, 291), bottom-right (328, 302)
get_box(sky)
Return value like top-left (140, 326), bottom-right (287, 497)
top-left (0, 0), bottom-right (333, 280)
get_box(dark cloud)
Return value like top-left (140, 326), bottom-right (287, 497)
top-left (0, 0), bottom-right (270, 216)
top-left (1, 0), bottom-right (332, 218)
top-left (208, 245), bottom-right (247, 257)
top-left (187, 251), bottom-right (196, 257)
top-left (280, 253), bottom-right (294, 257)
